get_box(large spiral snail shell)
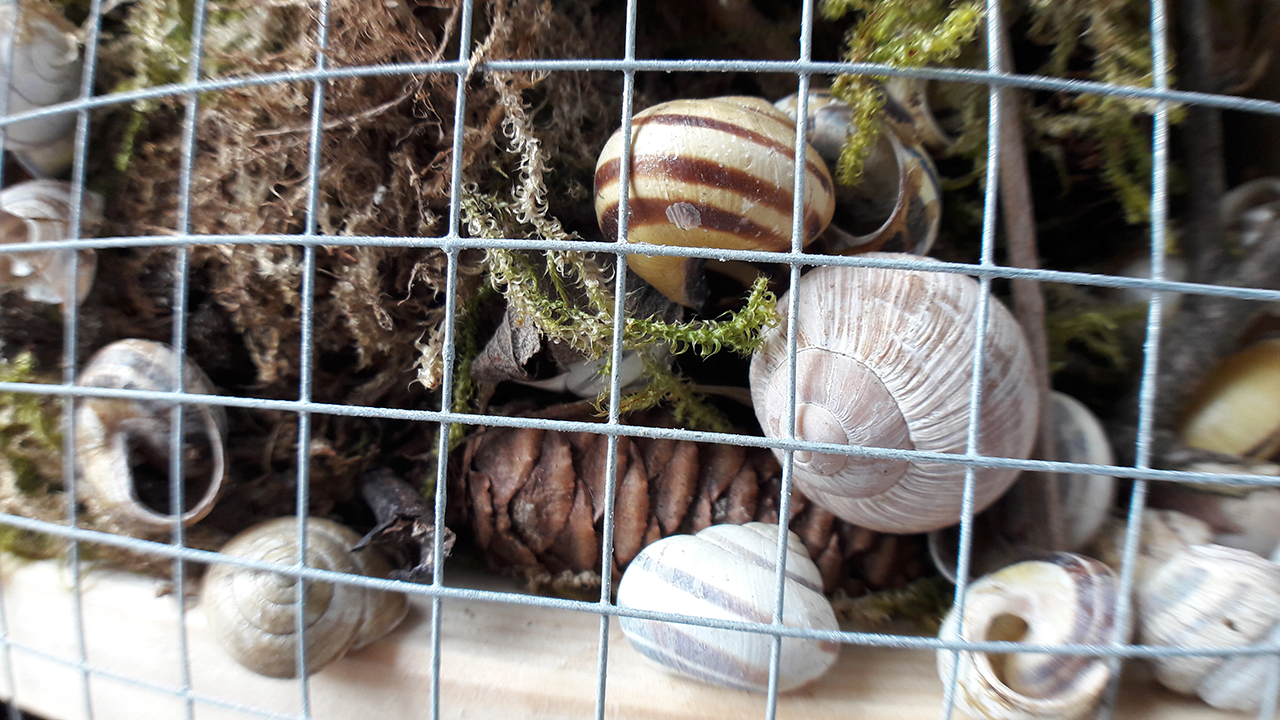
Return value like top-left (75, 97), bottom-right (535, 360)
top-left (748, 256), bottom-right (1039, 533)
top-left (594, 96), bottom-right (836, 308)
top-left (0, 3), bottom-right (81, 176)
top-left (615, 522), bottom-right (839, 693)
top-left (1137, 544), bottom-right (1280, 712)
top-left (937, 553), bottom-right (1119, 720)
top-left (74, 339), bottom-right (228, 536)
top-left (203, 517), bottom-right (409, 678)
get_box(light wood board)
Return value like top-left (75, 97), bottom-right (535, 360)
top-left (0, 558), bottom-right (1241, 720)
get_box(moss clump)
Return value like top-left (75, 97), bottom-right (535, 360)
top-left (0, 353), bottom-right (67, 559)
top-left (821, 0), bottom-right (984, 184)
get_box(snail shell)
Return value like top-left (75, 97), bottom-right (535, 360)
top-left (1088, 509), bottom-right (1213, 591)
top-left (203, 517), bottom-right (409, 678)
top-left (1137, 544), bottom-right (1280, 712)
top-left (1180, 337), bottom-right (1280, 459)
top-left (594, 96), bottom-right (836, 308)
top-left (773, 90), bottom-right (942, 256)
top-left (74, 339), bottom-right (227, 535)
top-left (884, 76), bottom-right (955, 151)
top-left (937, 553), bottom-right (1119, 720)
top-left (615, 521), bottom-right (839, 693)
top-left (748, 256), bottom-right (1039, 533)
top-left (0, 180), bottom-right (103, 305)
top-left (0, 4), bottom-right (82, 176)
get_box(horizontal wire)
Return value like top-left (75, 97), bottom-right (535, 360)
top-left (0, 57), bottom-right (1278, 129)
top-left (7, 233), bottom-right (1280, 303)
top-left (6, 379), bottom-right (1279, 487)
top-left (0, 510), bottom-right (1272, 662)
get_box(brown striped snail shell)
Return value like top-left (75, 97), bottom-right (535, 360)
top-left (615, 522), bottom-right (839, 693)
top-left (0, 180), bottom-right (103, 305)
top-left (74, 339), bottom-right (227, 536)
top-left (203, 517), bottom-right (409, 678)
top-left (1137, 544), bottom-right (1280, 713)
top-left (748, 256), bottom-right (1039, 534)
top-left (773, 90), bottom-right (942, 257)
top-left (594, 96), bottom-right (836, 309)
top-left (937, 553), bottom-right (1119, 720)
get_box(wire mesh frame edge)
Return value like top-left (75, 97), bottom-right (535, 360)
top-left (0, 0), bottom-right (1276, 718)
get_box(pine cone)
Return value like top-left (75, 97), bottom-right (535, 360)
top-left (453, 404), bottom-right (927, 595)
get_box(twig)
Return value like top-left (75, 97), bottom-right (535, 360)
top-left (354, 467), bottom-right (455, 583)
top-left (994, 16), bottom-right (1063, 552)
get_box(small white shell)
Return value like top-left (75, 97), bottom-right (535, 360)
top-left (615, 522), bottom-right (839, 693)
top-left (937, 553), bottom-right (1119, 720)
top-left (748, 256), bottom-right (1039, 533)
top-left (1088, 509), bottom-right (1214, 591)
top-left (1137, 544), bottom-right (1280, 713)
top-left (0, 180), bottom-right (103, 305)
top-left (0, 4), bottom-right (82, 176)
top-left (203, 517), bottom-right (409, 678)
top-left (74, 339), bottom-right (227, 535)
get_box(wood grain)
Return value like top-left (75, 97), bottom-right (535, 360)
top-left (0, 558), bottom-right (1239, 719)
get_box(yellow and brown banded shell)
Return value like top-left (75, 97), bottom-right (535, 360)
top-left (203, 517), bottom-right (409, 678)
top-left (748, 256), bottom-right (1038, 533)
top-left (74, 339), bottom-right (227, 536)
top-left (1138, 544), bottom-right (1280, 713)
top-left (615, 522), bottom-right (839, 693)
top-left (937, 553), bottom-right (1119, 720)
top-left (593, 96), bottom-right (836, 308)
top-left (774, 90), bottom-right (942, 257)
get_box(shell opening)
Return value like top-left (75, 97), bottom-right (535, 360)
top-left (837, 130), bottom-right (902, 237)
top-left (983, 612), bottom-right (1040, 697)
top-left (118, 409), bottom-right (222, 518)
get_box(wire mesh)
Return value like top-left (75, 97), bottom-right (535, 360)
top-left (0, 0), bottom-right (1279, 718)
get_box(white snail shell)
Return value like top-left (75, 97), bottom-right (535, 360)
top-left (615, 522), bottom-right (839, 693)
top-left (0, 4), bottom-right (82, 176)
top-left (748, 256), bottom-right (1039, 533)
top-left (0, 180), bottom-right (103, 305)
top-left (594, 96), bottom-right (836, 308)
top-left (1088, 509), bottom-right (1213, 591)
top-left (773, 90), bottom-right (942, 257)
top-left (937, 553), bottom-right (1119, 720)
top-left (74, 339), bottom-right (227, 535)
top-left (1137, 544), bottom-right (1280, 713)
top-left (203, 517), bottom-right (409, 679)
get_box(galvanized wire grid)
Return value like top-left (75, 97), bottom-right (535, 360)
top-left (0, 0), bottom-right (1279, 717)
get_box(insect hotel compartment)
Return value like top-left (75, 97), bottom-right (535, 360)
top-left (2, 0), bottom-right (1280, 718)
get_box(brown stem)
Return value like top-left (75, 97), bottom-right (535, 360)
top-left (994, 17), bottom-right (1063, 552)
top-left (355, 467), bottom-right (455, 583)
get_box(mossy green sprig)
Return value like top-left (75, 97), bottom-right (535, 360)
top-left (822, 0), bottom-right (984, 185)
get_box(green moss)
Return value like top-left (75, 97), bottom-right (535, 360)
top-left (1046, 302), bottom-right (1146, 372)
top-left (833, 576), bottom-right (954, 632)
top-left (823, 0), bottom-right (984, 185)
top-left (0, 353), bottom-right (62, 483)
top-left (0, 525), bottom-right (61, 561)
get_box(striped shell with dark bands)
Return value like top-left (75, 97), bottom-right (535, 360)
top-left (936, 553), bottom-right (1118, 720)
top-left (593, 96), bottom-right (835, 306)
top-left (616, 522), bottom-right (840, 693)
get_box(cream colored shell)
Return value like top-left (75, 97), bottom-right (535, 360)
top-left (615, 522), bottom-right (839, 693)
top-left (74, 339), bottom-right (227, 536)
top-left (1137, 544), bottom-right (1280, 713)
top-left (0, 4), bottom-right (81, 175)
top-left (748, 256), bottom-right (1038, 533)
top-left (937, 553), bottom-right (1119, 720)
top-left (203, 517), bottom-right (409, 678)
top-left (0, 180), bottom-right (103, 305)
top-left (594, 96), bottom-right (835, 307)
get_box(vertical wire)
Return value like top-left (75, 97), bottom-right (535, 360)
top-left (1098, 0), bottom-right (1170, 716)
top-left (763, 6), bottom-right (816, 718)
top-left (593, 1), bottom-right (639, 716)
top-left (166, 0), bottom-right (212, 716)
top-left (428, 0), bottom-right (477, 717)
top-left (940, 2), bottom-right (1004, 718)
top-left (292, 0), bottom-right (333, 708)
top-left (62, 0), bottom-right (108, 716)
top-left (0, 3), bottom-right (22, 718)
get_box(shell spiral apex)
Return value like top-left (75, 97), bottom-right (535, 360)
top-left (202, 517), bottom-right (409, 678)
top-left (748, 255), bottom-right (1038, 533)
top-left (615, 521), bottom-right (839, 693)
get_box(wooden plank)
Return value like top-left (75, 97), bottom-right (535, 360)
top-left (0, 558), bottom-right (1239, 719)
